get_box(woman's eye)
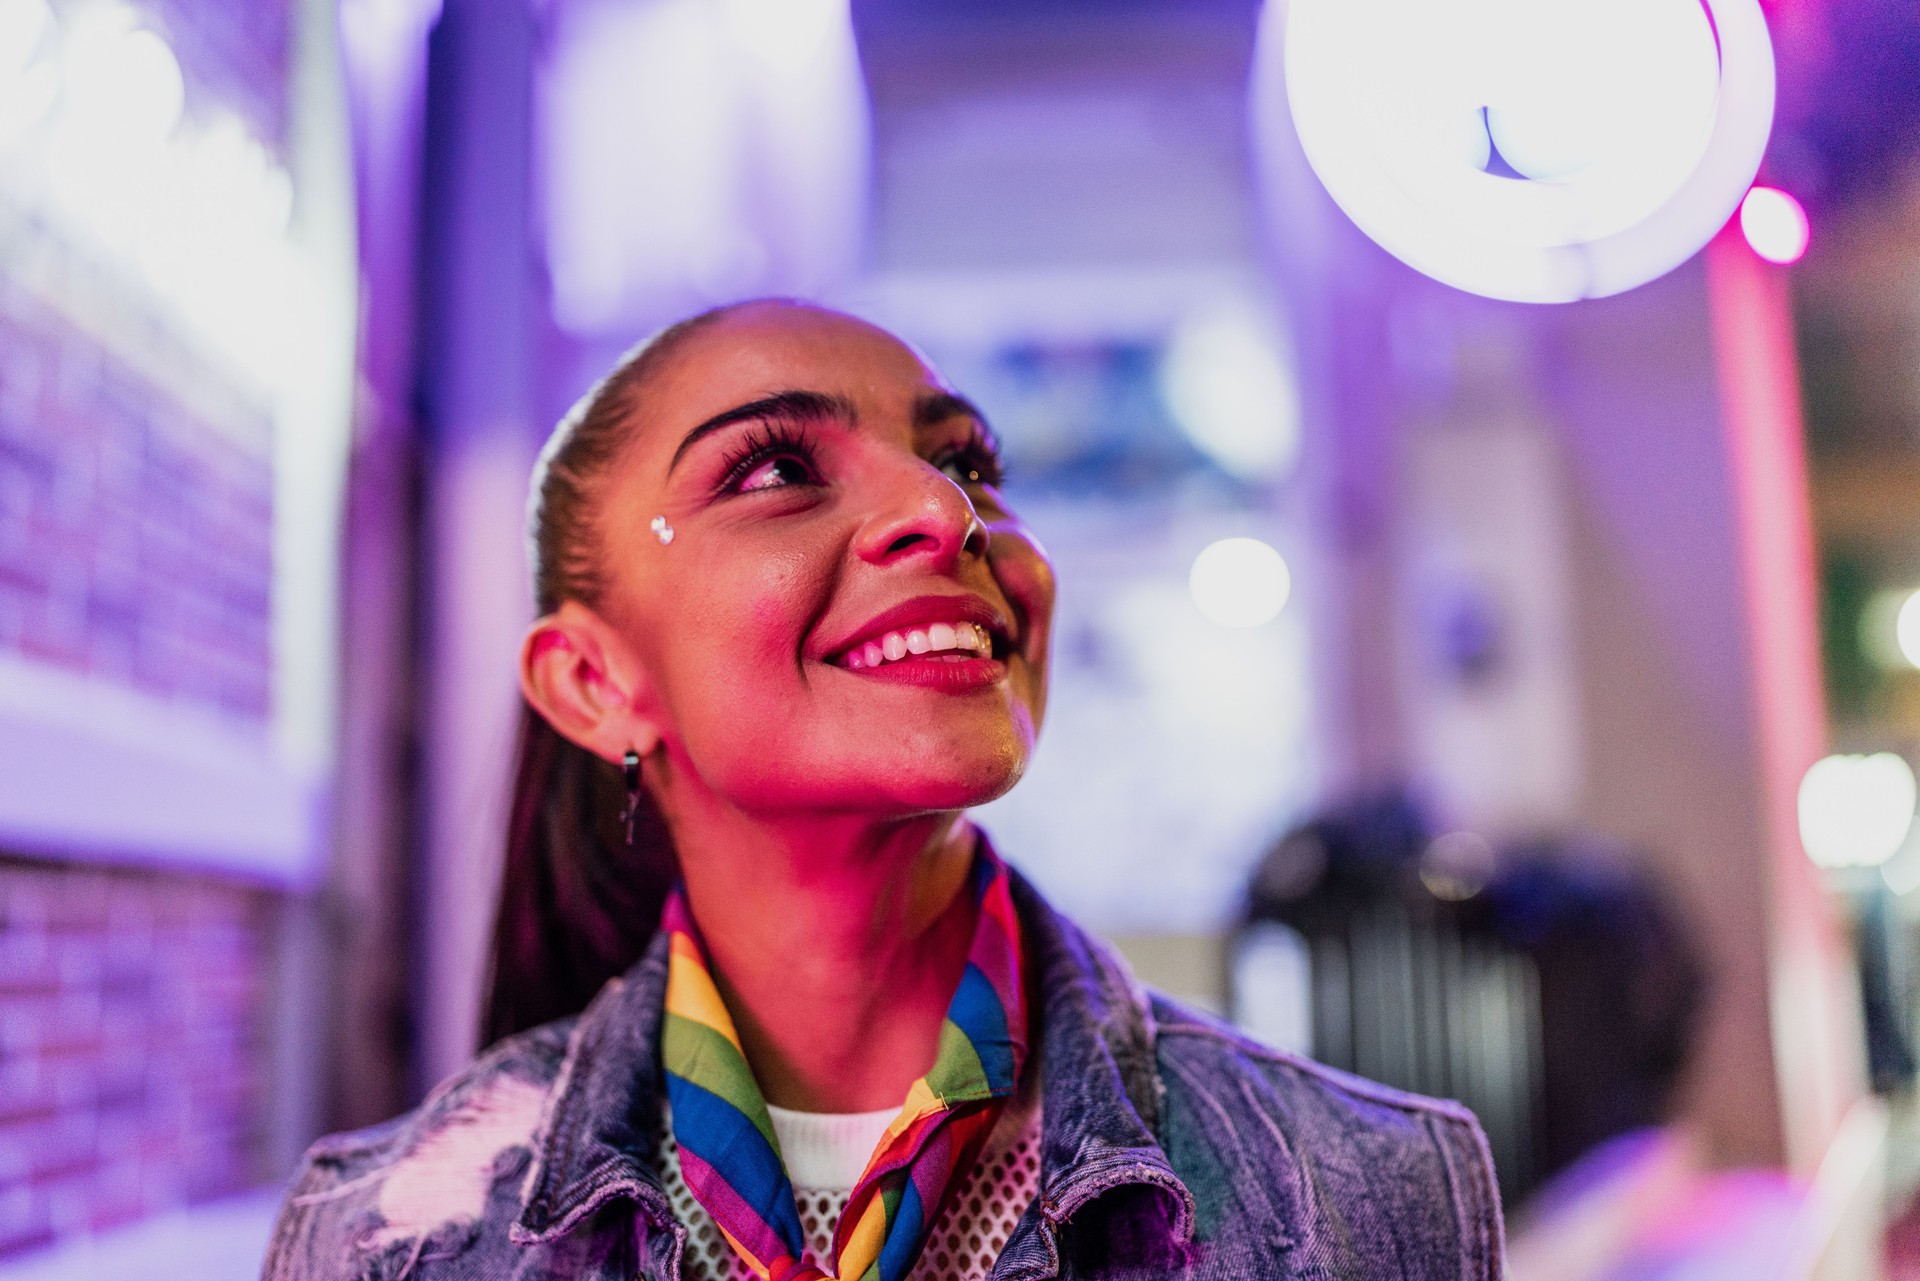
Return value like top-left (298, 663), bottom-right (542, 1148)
top-left (936, 452), bottom-right (1002, 487)
top-left (736, 454), bottom-right (816, 492)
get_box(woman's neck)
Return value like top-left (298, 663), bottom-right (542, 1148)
top-left (670, 803), bottom-right (981, 1113)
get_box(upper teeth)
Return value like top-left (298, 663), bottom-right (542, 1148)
top-left (843, 622), bottom-right (993, 669)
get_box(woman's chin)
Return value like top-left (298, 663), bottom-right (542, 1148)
top-left (895, 762), bottom-right (1025, 814)
top-left (727, 753), bottom-right (1026, 817)
top-left (828, 745), bottom-right (1027, 814)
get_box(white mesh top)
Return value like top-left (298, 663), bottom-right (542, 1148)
top-left (658, 1083), bottom-right (1043, 1281)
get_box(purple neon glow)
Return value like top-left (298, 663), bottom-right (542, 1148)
top-left (1739, 186), bottom-right (1809, 264)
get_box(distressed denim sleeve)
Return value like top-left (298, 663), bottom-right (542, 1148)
top-left (256, 1026), bottom-right (572, 1281)
top-left (258, 1118), bottom-right (413, 1281)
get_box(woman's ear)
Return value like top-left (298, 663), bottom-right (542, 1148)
top-left (519, 600), bottom-right (662, 763)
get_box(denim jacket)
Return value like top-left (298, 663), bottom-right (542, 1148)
top-left (263, 870), bottom-right (1504, 1280)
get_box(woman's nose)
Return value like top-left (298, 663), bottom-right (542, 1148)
top-left (853, 460), bottom-right (990, 571)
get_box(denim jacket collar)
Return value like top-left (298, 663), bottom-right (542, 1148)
top-left (512, 923), bottom-right (676, 1250)
top-left (994, 870), bottom-right (1196, 1278)
top-left (512, 867), bottom-right (1196, 1277)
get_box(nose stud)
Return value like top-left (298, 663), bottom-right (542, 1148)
top-left (650, 516), bottom-right (675, 545)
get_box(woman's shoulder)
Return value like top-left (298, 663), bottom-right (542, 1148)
top-left (1147, 990), bottom-right (1492, 1146)
top-left (1146, 991), bottom-right (1505, 1278)
top-left (260, 1018), bottom-right (578, 1281)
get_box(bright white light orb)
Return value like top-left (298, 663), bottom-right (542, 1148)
top-left (1798, 753), bottom-right (1917, 870)
top-left (1190, 538), bottom-right (1292, 628)
top-left (1740, 186), bottom-right (1809, 264)
top-left (1891, 589), bottom-right (1920, 670)
top-left (1279, 0), bottom-right (1777, 302)
top-left (1861, 588), bottom-right (1920, 671)
top-left (1160, 312), bottom-right (1302, 482)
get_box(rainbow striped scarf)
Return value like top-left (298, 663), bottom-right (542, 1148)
top-left (661, 848), bottom-right (1028, 1281)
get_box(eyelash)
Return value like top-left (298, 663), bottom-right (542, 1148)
top-left (712, 422), bottom-right (1008, 495)
top-left (714, 422), bottom-right (818, 495)
top-left (932, 424), bottom-right (1008, 489)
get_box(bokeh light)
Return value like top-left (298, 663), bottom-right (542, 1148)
top-left (59, 10), bottom-right (182, 143)
top-left (1420, 831), bottom-right (1497, 901)
top-left (1798, 753), bottom-right (1917, 870)
top-left (1898, 589), bottom-right (1920, 669)
top-left (1189, 537), bottom-right (1292, 628)
top-left (1159, 311), bottom-right (1302, 482)
top-left (1740, 185), bottom-right (1809, 264)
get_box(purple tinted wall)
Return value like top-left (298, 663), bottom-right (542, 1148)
top-left (0, 0), bottom-right (303, 1259)
top-left (0, 292), bottom-right (274, 721)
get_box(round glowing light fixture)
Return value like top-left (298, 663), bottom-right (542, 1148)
top-left (1798, 753), bottom-right (1917, 870)
top-left (1898, 590), bottom-right (1920, 670)
top-left (1190, 537), bottom-right (1292, 628)
top-left (1283, 0), bottom-right (1777, 302)
top-left (1740, 186), bottom-right (1808, 264)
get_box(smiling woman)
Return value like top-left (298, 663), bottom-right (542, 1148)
top-left (261, 300), bottom-right (1504, 1281)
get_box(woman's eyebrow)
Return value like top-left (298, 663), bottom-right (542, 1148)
top-left (913, 391), bottom-right (991, 433)
top-left (667, 389), bottom-right (856, 474)
top-left (915, 391), bottom-right (1004, 459)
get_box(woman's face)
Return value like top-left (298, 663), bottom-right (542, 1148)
top-left (592, 302), bottom-right (1055, 819)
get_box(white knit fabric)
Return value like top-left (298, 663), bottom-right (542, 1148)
top-left (763, 1103), bottom-right (901, 1191)
top-left (660, 1086), bottom-right (1043, 1280)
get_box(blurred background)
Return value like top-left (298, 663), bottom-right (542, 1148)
top-left (0, 0), bottom-right (1917, 1276)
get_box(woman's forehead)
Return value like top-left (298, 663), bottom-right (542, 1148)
top-left (664, 303), bottom-right (941, 405)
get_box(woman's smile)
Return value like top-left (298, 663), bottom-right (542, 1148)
top-left (820, 591), bottom-right (1017, 694)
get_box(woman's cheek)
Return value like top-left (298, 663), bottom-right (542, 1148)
top-left (988, 524), bottom-right (1055, 705)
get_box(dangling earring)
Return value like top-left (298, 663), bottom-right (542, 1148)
top-left (649, 516), bottom-right (674, 545)
top-left (621, 748), bottom-right (642, 845)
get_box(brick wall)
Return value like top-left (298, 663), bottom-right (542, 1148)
top-left (0, 857), bottom-right (277, 1258)
top-left (0, 283), bottom-right (276, 720)
top-left (0, 0), bottom-right (301, 1261)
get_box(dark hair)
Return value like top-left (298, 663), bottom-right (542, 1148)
top-left (479, 305), bottom-right (737, 1046)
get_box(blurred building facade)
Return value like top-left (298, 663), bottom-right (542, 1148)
top-left (0, 0), bottom-right (354, 1259)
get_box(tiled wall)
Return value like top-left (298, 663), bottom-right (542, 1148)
top-left (0, 858), bottom-right (276, 1258)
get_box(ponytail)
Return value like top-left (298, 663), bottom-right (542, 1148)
top-left (480, 704), bottom-right (676, 1045)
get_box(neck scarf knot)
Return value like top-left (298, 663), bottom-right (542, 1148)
top-left (661, 848), bottom-right (1029, 1281)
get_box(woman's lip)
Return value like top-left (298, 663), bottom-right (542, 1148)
top-left (818, 593), bottom-right (1014, 662)
top-left (832, 653), bottom-right (1008, 691)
